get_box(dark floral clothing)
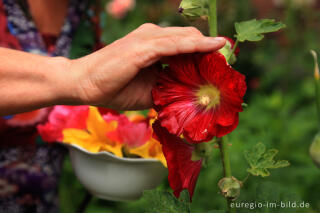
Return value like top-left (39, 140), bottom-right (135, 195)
top-left (0, 0), bottom-right (100, 212)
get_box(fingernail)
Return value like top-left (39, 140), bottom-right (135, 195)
top-left (204, 37), bottom-right (226, 45)
top-left (211, 37), bottom-right (226, 42)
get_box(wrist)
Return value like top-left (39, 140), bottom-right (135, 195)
top-left (49, 56), bottom-right (82, 105)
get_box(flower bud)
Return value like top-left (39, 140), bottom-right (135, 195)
top-left (310, 133), bottom-right (320, 168)
top-left (218, 176), bottom-right (242, 201)
top-left (179, 0), bottom-right (208, 21)
top-left (191, 141), bottom-right (214, 165)
top-left (218, 37), bottom-right (239, 65)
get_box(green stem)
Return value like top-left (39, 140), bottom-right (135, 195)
top-left (218, 137), bottom-right (236, 213)
top-left (226, 39), bottom-right (239, 63)
top-left (208, 0), bottom-right (218, 37)
top-left (218, 137), bottom-right (232, 177)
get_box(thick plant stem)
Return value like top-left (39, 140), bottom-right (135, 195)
top-left (218, 137), bottom-right (236, 213)
top-left (218, 137), bottom-right (232, 178)
top-left (208, 0), bottom-right (218, 37)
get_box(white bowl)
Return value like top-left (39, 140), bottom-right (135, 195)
top-left (65, 144), bottom-right (168, 202)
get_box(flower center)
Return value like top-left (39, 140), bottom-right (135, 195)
top-left (199, 95), bottom-right (211, 105)
top-left (196, 85), bottom-right (220, 110)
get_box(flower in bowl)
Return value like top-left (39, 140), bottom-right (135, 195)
top-left (38, 106), bottom-right (167, 201)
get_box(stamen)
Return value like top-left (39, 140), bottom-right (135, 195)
top-left (196, 85), bottom-right (220, 109)
top-left (199, 95), bottom-right (211, 106)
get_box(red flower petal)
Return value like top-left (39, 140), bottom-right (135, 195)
top-left (166, 54), bottom-right (203, 86)
top-left (153, 121), bottom-right (202, 200)
top-left (152, 74), bottom-right (198, 136)
top-left (215, 113), bottom-right (239, 137)
top-left (37, 123), bottom-right (62, 142)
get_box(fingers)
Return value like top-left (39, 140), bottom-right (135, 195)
top-left (129, 23), bottom-right (226, 69)
top-left (135, 24), bottom-right (203, 38)
top-left (158, 26), bottom-right (204, 37)
top-left (153, 36), bottom-right (226, 56)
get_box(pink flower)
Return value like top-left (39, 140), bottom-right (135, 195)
top-left (37, 106), bottom-right (89, 142)
top-left (106, 0), bottom-right (135, 19)
top-left (106, 114), bottom-right (151, 148)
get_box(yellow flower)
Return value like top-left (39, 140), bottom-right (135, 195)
top-left (129, 137), bottom-right (167, 167)
top-left (63, 106), bottom-right (123, 157)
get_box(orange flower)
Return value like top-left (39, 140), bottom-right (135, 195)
top-left (62, 107), bottom-right (123, 157)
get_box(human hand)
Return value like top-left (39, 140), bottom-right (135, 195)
top-left (68, 23), bottom-right (226, 110)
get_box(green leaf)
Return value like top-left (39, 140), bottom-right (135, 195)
top-left (143, 189), bottom-right (191, 213)
top-left (235, 19), bottom-right (286, 42)
top-left (207, 210), bottom-right (226, 213)
top-left (244, 143), bottom-right (290, 177)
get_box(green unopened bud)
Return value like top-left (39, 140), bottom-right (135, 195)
top-left (179, 0), bottom-right (208, 21)
top-left (219, 37), bottom-right (239, 65)
top-left (310, 133), bottom-right (320, 168)
top-left (219, 43), bottom-right (235, 64)
top-left (191, 141), bottom-right (214, 165)
top-left (218, 176), bottom-right (242, 201)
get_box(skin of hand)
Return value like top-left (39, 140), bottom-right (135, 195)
top-left (67, 23), bottom-right (226, 110)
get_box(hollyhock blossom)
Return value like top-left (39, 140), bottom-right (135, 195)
top-left (37, 106), bottom-right (89, 142)
top-left (153, 121), bottom-right (202, 199)
top-left (152, 52), bottom-right (246, 143)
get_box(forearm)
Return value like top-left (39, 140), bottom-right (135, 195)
top-left (0, 47), bottom-right (75, 116)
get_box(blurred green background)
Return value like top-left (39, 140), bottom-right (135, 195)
top-left (61, 0), bottom-right (320, 212)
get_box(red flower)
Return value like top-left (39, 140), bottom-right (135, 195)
top-left (37, 106), bottom-right (89, 142)
top-left (153, 121), bottom-right (202, 200)
top-left (152, 52), bottom-right (246, 143)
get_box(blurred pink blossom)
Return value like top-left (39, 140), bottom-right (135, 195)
top-left (105, 114), bottom-right (151, 148)
top-left (37, 106), bottom-right (89, 142)
top-left (106, 0), bottom-right (135, 19)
